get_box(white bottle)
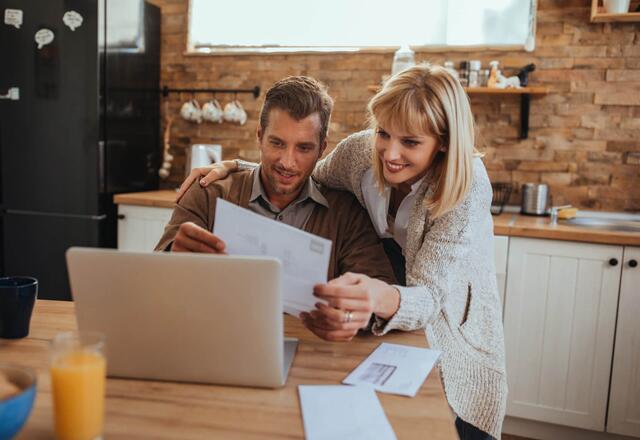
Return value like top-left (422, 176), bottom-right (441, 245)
top-left (391, 45), bottom-right (415, 76)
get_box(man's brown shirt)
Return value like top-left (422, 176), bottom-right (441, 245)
top-left (156, 169), bottom-right (395, 284)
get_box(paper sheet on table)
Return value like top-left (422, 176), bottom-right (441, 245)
top-left (213, 199), bottom-right (331, 315)
top-left (343, 342), bottom-right (441, 397)
top-left (298, 385), bottom-right (397, 440)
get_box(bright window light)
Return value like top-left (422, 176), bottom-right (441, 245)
top-left (188, 0), bottom-right (536, 53)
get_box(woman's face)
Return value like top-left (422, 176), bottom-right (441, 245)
top-left (374, 125), bottom-right (441, 187)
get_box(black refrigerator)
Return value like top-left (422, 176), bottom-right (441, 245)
top-left (0, 0), bottom-right (161, 300)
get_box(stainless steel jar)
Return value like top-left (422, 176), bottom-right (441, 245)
top-left (521, 183), bottom-right (550, 216)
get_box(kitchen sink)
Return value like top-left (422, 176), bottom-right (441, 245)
top-left (560, 217), bottom-right (640, 233)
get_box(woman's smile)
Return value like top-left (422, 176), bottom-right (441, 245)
top-left (384, 160), bottom-right (410, 173)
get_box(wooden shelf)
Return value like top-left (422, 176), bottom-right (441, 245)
top-left (465, 87), bottom-right (548, 139)
top-left (591, 0), bottom-right (640, 22)
top-left (367, 84), bottom-right (548, 139)
top-left (464, 86), bottom-right (548, 95)
top-left (368, 85), bottom-right (548, 95)
top-left (591, 11), bottom-right (640, 22)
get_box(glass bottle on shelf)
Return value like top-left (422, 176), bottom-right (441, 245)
top-left (458, 61), bottom-right (469, 87)
top-left (468, 60), bottom-right (482, 87)
top-left (444, 60), bottom-right (459, 80)
top-left (480, 69), bottom-right (490, 87)
top-left (391, 45), bottom-right (415, 76)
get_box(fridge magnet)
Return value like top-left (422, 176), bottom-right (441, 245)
top-left (4, 9), bottom-right (23, 29)
top-left (63, 10), bottom-right (83, 31)
top-left (34, 28), bottom-right (54, 49)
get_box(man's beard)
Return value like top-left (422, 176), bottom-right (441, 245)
top-left (266, 166), bottom-right (307, 196)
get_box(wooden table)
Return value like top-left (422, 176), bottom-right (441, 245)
top-left (2, 300), bottom-right (456, 439)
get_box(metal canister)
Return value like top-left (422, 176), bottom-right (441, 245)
top-left (521, 183), bottom-right (550, 216)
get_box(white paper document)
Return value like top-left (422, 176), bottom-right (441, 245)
top-left (343, 342), bottom-right (442, 397)
top-left (213, 199), bottom-right (332, 315)
top-left (298, 385), bottom-right (396, 440)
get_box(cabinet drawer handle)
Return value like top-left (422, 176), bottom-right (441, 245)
top-left (609, 258), bottom-right (619, 266)
top-left (629, 259), bottom-right (638, 268)
top-left (117, 214), bottom-right (126, 220)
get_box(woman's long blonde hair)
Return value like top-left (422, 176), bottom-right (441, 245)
top-left (368, 63), bottom-right (480, 219)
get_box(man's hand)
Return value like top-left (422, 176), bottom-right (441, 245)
top-left (300, 273), bottom-right (400, 342)
top-left (171, 222), bottom-right (227, 254)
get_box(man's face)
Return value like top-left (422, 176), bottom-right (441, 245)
top-left (258, 108), bottom-right (327, 201)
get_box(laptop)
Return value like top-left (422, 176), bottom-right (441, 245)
top-left (66, 247), bottom-right (298, 388)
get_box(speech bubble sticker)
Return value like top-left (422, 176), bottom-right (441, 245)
top-left (35, 28), bottom-right (54, 49)
top-left (63, 10), bottom-right (83, 31)
top-left (4, 9), bottom-right (23, 29)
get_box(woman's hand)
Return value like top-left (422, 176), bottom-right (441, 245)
top-left (300, 273), bottom-right (400, 342)
top-left (175, 160), bottom-right (238, 202)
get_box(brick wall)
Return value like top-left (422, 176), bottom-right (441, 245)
top-left (148, 0), bottom-right (640, 211)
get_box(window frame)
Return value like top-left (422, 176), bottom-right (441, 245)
top-left (185, 0), bottom-right (538, 56)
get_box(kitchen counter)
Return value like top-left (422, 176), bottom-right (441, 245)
top-left (114, 190), bottom-right (640, 246)
top-left (114, 189), bottom-right (177, 208)
top-left (492, 213), bottom-right (640, 246)
top-left (6, 300), bottom-right (457, 439)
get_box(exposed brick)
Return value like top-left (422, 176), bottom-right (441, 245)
top-left (624, 46), bottom-right (640, 57)
top-left (541, 34), bottom-right (573, 46)
top-left (152, 0), bottom-right (640, 210)
top-left (587, 151), bottom-right (624, 163)
top-left (606, 69), bottom-right (640, 82)
top-left (539, 58), bottom-right (575, 69)
top-left (625, 152), bottom-right (640, 164)
top-left (621, 118), bottom-right (640, 129)
top-left (607, 141), bottom-right (640, 152)
top-left (626, 58), bottom-right (640, 69)
top-left (541, 172), bottom-right (573, 186)
top-left (512, 171), bottom-right (542, 183)
top-left (574, 58), bottom-right (626, 69)
top-left (517, 161), bottom-right (571, 172)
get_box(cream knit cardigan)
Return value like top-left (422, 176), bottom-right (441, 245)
top-left (314, 130), bottom-right (507, 438)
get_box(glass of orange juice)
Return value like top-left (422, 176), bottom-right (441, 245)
top-left (50, 331), bottom-right (106, 440)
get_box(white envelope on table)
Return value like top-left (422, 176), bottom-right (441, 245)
top-left (298, 385), bottom-right (397, 440)
top-left (213, 199), bottom-right (332, 315)
top-left (343, 342), bottom-right (441, 397)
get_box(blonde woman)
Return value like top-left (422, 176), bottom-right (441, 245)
top-left (177, 65), bottom-right (506, 439)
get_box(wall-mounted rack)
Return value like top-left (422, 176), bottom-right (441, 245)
top-left (161, 85), bottom-right (261, 99)
top-left (464, 87), bottom-right (548, 139)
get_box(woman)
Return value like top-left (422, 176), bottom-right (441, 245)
top-left (177, 65), bottom-right (506, 439)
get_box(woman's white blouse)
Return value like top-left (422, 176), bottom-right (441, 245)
top-left (361, 168), bottom-right (426, 250)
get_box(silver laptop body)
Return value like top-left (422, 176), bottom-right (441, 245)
top-left (66, 247), bottom-right (297, 388)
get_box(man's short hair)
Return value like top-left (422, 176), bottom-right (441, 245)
top-left (259, 76), bottom-right (334, 145)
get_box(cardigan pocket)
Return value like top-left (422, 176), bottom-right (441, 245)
top-left (460, 283), bottom-right (472, 327)
top-left (458, 283), bottom-right (495, 355)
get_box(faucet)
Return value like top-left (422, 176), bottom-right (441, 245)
top-left (549, 205), bottom-right (573, 226)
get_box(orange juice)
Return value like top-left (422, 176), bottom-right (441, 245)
top-left (50, 351), bottom-right (106, 440)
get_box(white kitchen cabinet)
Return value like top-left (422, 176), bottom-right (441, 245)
top-left (607, 246), bottom-right (640, 437)
top-left (503, 237), bottom-right (622, 431)
top-left (494, 235), bottom-right (509, 313)
top-left (117, 205), bottom-right (173, 252)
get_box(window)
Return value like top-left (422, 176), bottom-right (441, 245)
top-left (188, 0), bottom-right (537, 54)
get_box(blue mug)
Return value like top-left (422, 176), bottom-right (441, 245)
top-left (0, 277), bottom-right (38, 339)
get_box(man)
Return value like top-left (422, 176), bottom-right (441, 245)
top-left (155, 76), bottom-right (395, 341)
